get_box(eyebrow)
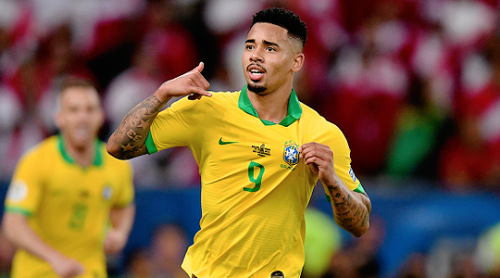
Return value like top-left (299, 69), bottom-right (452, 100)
top-left (245, 39), bottom-right (280, 48)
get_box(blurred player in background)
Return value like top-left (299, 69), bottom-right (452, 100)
top-left (2, 77), bottom-right (135, 278)
top-left (107, 7), bottom-right (370, 278)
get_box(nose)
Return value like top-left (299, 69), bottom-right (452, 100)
top-left (250, 47), bottom-right (263, 63)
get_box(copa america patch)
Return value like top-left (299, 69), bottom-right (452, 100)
top-left (349, 167), bottom-right (357, 182)
top-left (283, 140), bottom-right (299, 166)
top-left (7, 180), bottom-right (28, 202)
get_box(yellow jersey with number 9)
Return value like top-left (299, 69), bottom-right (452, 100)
top-left (146, 86), bottom-right (364, 278)
top-left (4, 135), bottom-right (134, 278)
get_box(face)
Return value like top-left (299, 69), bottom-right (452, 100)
top-left (242, 23), bottom-right (304, 94)
top-left (56, 86), bottom-right (104, 149)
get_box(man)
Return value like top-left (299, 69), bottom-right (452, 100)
top-left (108, 7), bottom-right (371, 278)
top-left (3, 77), bottom-right (135, 278)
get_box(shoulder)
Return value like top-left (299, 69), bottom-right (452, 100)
top-left (166, 91), bottom-right (240, 112)
top-left (300, 103), bottom-right (342, 134)
top-left (22, 136), bottom-right (58, 160)
top-left (299, 103), bottom-right (348, 146)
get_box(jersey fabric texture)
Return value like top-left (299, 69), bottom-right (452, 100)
top-left (4, 135), bottom-right (134, 278)
top-left (146, 86), bottom-right (364, 278)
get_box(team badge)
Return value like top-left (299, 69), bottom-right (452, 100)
top-left (102, 185), bottom-right (113, 200)
top-left (283, 140), bottom-right (299, 166)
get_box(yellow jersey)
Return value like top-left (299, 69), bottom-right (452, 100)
top-left (146, 87), bottom-right (364, 278)
top-left (4, 135), bottom-right (134, 278)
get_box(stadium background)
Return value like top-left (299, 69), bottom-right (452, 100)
top-left (1, 0), bottom-right (500, 277)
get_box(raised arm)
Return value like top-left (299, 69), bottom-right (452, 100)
top-left (107, 62), bottom-right (211, 159)
top-left (300, 142), bottom-right (371, 237)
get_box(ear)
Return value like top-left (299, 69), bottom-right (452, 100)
top-left (98, 109), bottom-right (105, 127)
top-left (292, 53), bottom-right (305, 73)
top-left (54, 110), bottom-right (63, 130)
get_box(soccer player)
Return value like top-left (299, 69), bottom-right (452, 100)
top-left (107, 7), bottom-right (371, 278)
top-left (2, 77), bottom-right (135, 278)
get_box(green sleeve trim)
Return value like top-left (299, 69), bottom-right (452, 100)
top-left (354, 182), bottom-right (366, 194)
top-left (5, 206), bottom-right (32, 216)
top-left (324, 182), bottom-right (366, 202)
top-left (145, 131), bottom-right (158, 154)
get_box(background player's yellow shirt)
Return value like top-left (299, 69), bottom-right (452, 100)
top-left (146, 87), bottom-right (364, 278)
top-left (4, 135), bottom-right (134, 278)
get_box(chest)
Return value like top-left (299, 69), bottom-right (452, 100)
top-left (42, 160), bottom-right (116, 207)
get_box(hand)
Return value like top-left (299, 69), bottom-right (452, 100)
top-left (103, 229), bottom-right (127, 255)
top-left (49, 253), bottom-right (85, 278)
top-left (155, 62), bottom-right (212, 102)
top-left (299, 142), bottom-right (337, 186)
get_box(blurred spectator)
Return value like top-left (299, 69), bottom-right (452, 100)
top-left (124, 248), bottom-right (153, 278)
top-left (321, 216), bottom-right (385, 278)
top-left (0, 24), bottom-right (95, 182)
top-left (302, 207), bottom-right (341, 278)
top-left (395, 253), bottom-right (427, 278)
top-left (0, 85), bottom-right (23, 182)
top-left (324, 45), bottom-right (408, 176)
top-left (439, 34), bottom-right (500, 191)
top-left (138, 0), bottom-right (199, 82)
top-left (475, 222), bottom-right (500, 277)
top-left (125, 223), bottom-right (188, 278)
top-left (438, 112), bottom-right (500, 191)
top-left (385, 77), bottom-right (448, 179)
top-left (103, 42), bottom-right (166, 187)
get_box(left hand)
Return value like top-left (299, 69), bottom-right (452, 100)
top-left (299, 142), bottom-right (336, 185)
top-left (103, 229), bottom-right (127, 255)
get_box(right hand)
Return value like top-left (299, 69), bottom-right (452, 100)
top-left (49, 254), bottom-right (85, 278)
top-left (155, 62), bottom-right (212, 102)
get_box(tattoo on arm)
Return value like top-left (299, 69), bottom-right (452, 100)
top-left (327, 182), bottom-right (371, 234)
top-left (111, 95), bottom-right (165, 159)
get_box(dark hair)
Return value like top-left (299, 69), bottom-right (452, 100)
top-left (59, 76), bottom-right (98, 93)
top-left (250, 7), bottom-right (307, 49)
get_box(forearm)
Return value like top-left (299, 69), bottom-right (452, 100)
top-left (107, 93), bottom-right (168, 159)
top-left (3, 213), bottom-right (63, 263)
top-left (110, 204), bottom-right (135, 238)
top-left (324, 176), bottom-right (371, 237)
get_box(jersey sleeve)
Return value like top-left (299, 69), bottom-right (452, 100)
top-left (4, 149), bottom-right (46, 216)
top-left (146, 96), bottom-right (209, 154)
top-left (325, 124), bottom-right (365, 194)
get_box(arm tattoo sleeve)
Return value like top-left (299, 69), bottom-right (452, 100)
top-left (326, 181), bottom-right (371, 236)
top-left (110, 95), bottom-right (165, 159)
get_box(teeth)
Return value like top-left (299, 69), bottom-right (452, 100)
top-left (251, 69), bottom-right (261, 73)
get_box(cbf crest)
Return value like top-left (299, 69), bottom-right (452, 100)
top-left (283, 140), bottom-right (300, 166)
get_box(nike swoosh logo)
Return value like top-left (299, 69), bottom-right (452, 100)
top-left (219, 137), bottom-right (238, 145)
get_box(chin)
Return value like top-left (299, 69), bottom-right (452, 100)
top-left (247, 83), bottom-right (267, 94)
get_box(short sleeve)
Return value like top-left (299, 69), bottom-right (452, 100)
top-left (147, 97), bottom-right (209, 153)
top-left (324, 124), bottom-right (364, 193)
top-left (4, 149), bottom-right (46, 216)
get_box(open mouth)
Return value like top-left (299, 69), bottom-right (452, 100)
top-left (248, 65), bottom-right (265, 81)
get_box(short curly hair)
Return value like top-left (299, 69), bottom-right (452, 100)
top-left (250, 7), bottom-right (307, 50)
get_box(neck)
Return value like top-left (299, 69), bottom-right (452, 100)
top-left (63, 137), bottom-right (95, 167)
top-left (247, 86), bottom-right (292, 124)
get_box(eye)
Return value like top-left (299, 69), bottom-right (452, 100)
top-left (246, 45), bottom-right (254, 50)
top-left (267, 46), bottom-right (276, 52)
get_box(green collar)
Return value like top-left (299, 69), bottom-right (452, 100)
top-left (58, 134), bottom-right (102, 166)
top-left (238, 85), bottom-right (302, 126)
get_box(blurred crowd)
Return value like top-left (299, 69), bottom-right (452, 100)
top-left (1, 0), bottom-right (500, 277)
top-left (1, 0), bottom-right (500, 191)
